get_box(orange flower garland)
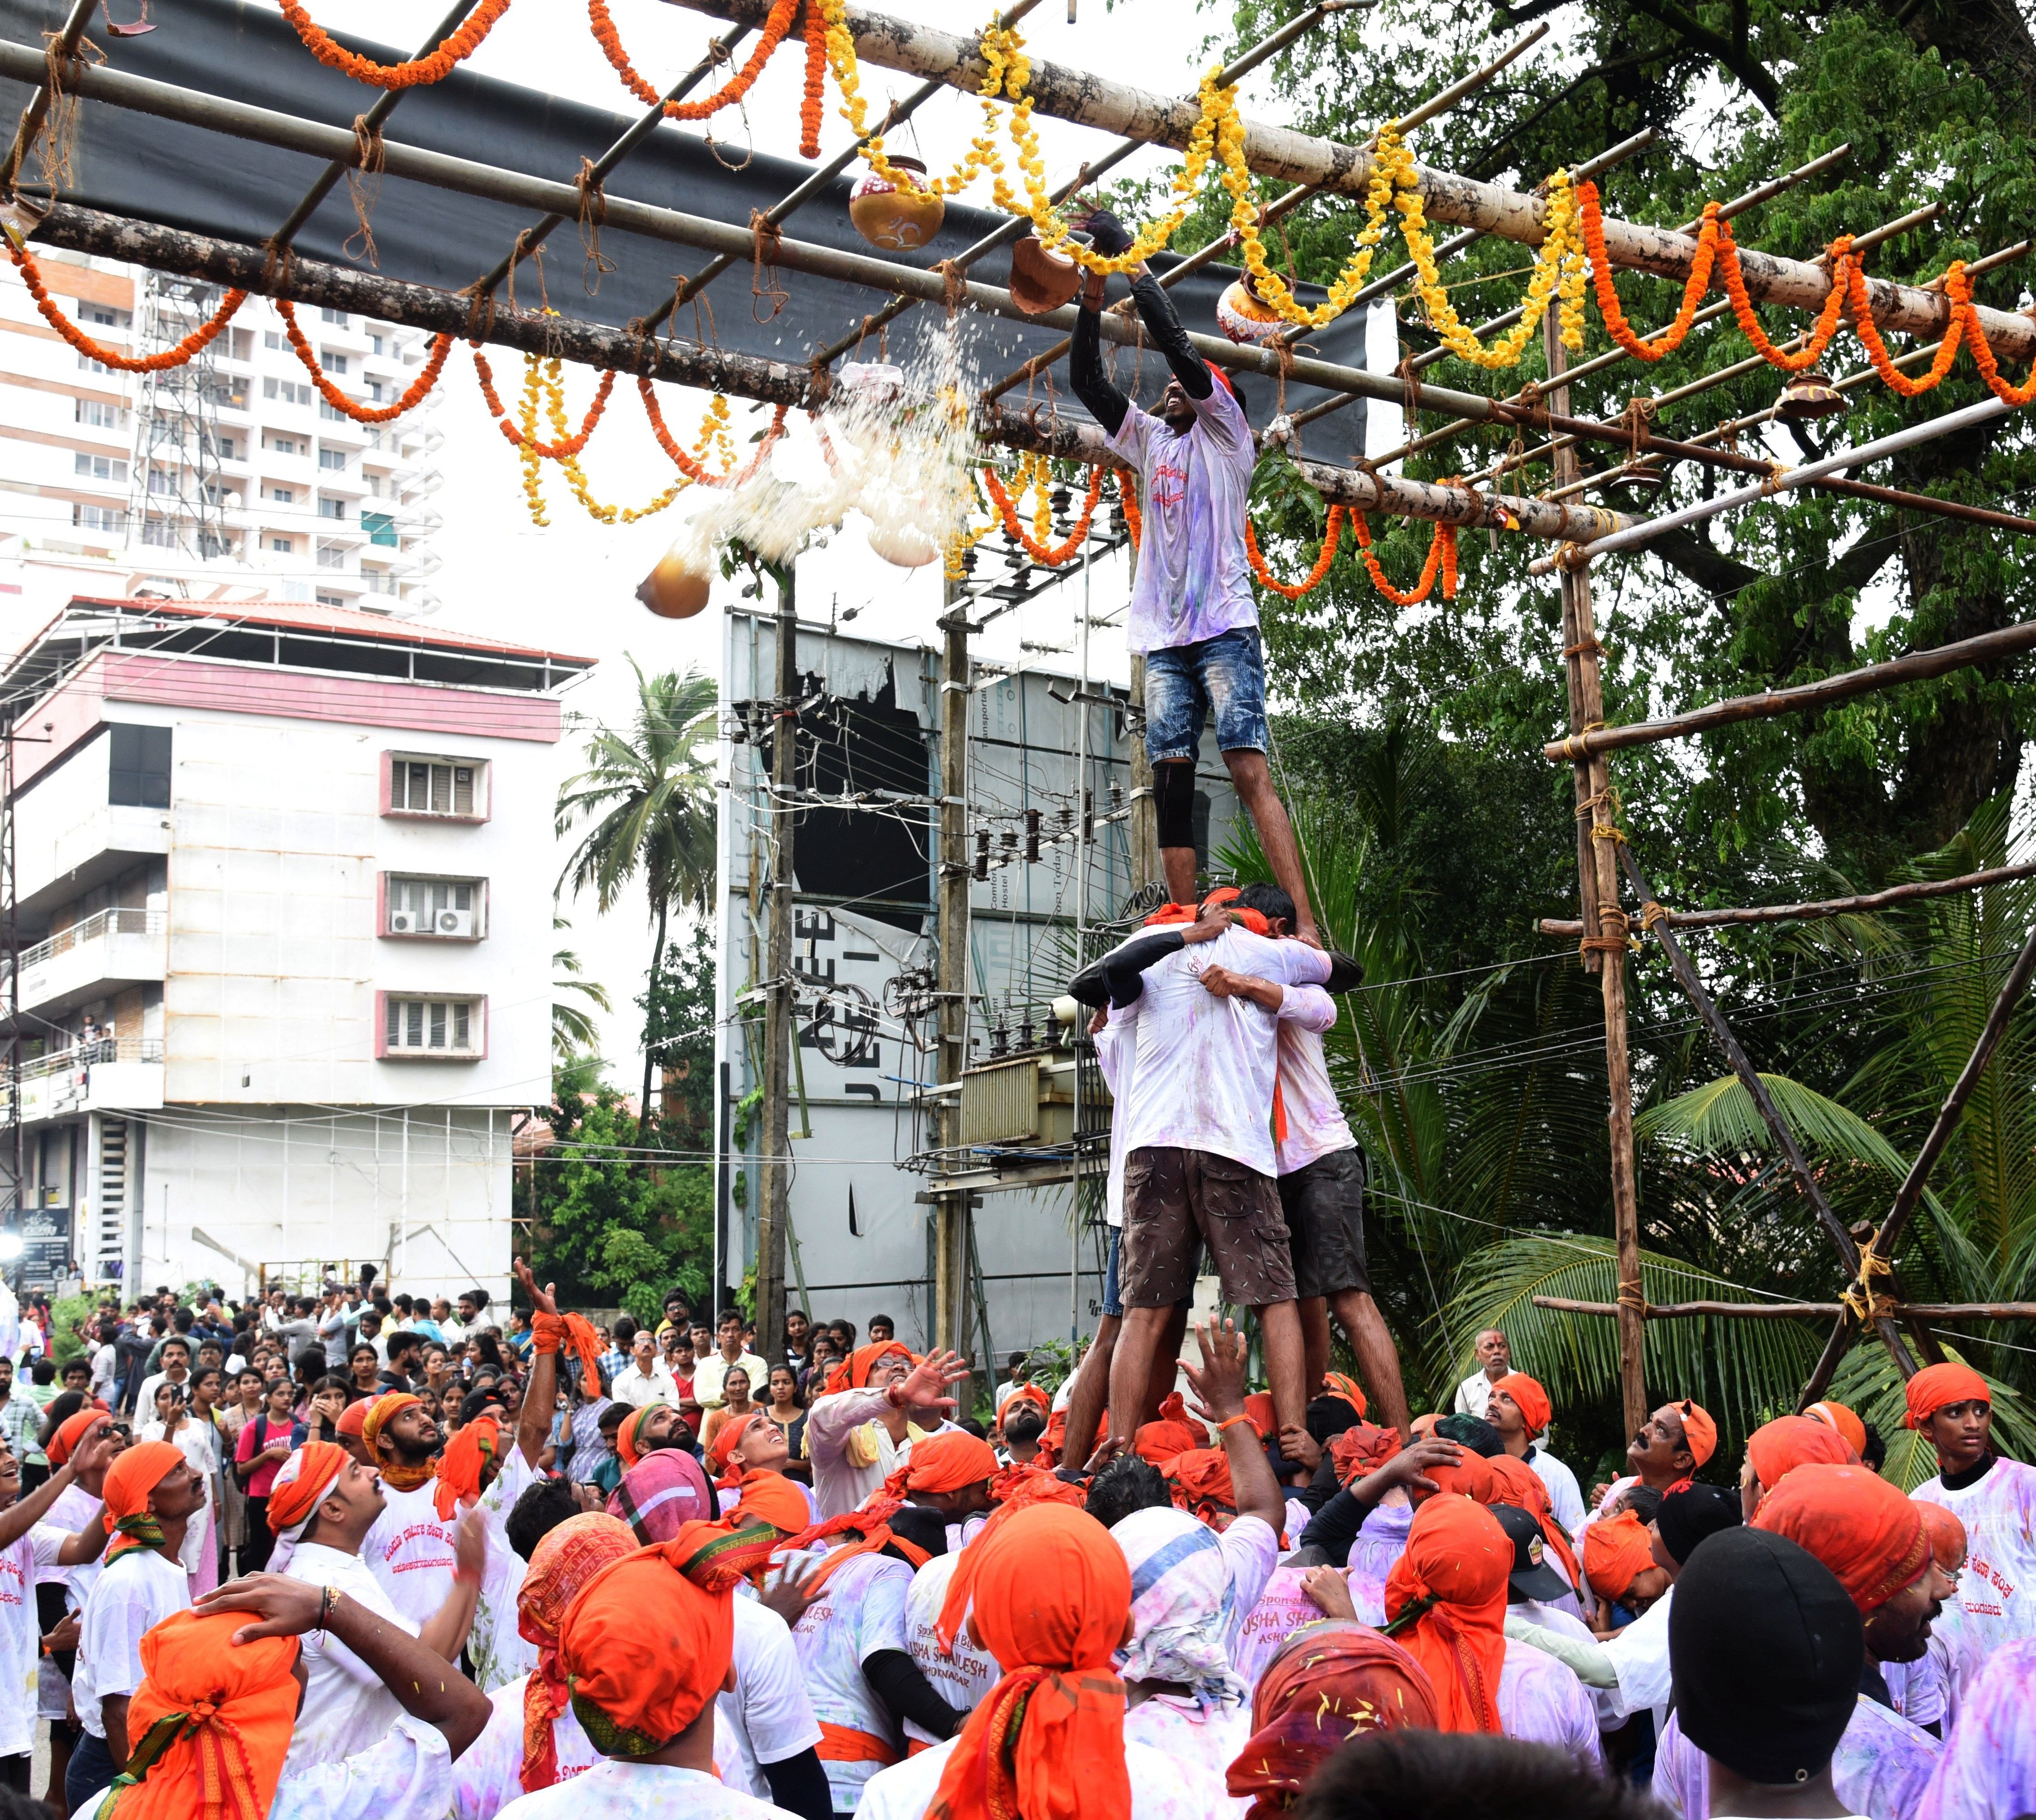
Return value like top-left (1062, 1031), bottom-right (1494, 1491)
top-left (9, 242), bottom-right (247, 371)
top-left (276, 0), bottom-right (514, 89)
top-left (799, 0), bottom-right (829, 158)
top-left (1716, 220), bottom-right (1853, 373)
top-left (1842, 259), bottom-right (1965, 399)
top-left (1244, 507), bottom-right (1344, 600)
top-left (982, 462), bottom-right (1105, 566)
top-left (473, 349), bottom-right (614, 456)
top-left (1580, 186), bottom-right (1721, 364)
top-left (588, 0), bottom-right (801, 119)
top-left (640, 383), bottom-right (789, 484)
top-left (1948, 264), bottom-right (2036, 408)
top-left (274, 300), bottom-right (451, 423)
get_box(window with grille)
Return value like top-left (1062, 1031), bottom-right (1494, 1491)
top-left (385, 875), bottom-right (484, 938)
top-left (387, 755), bottom-right (483, 819)
top-left (382, 996), bottom-right (480, 1057)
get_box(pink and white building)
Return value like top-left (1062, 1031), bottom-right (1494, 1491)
top-left (0, 594), bottom-right (591, 1302)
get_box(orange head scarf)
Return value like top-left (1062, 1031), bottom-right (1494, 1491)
top-left (883, 1430), bottom-right (998, 1500)
top-left (1144, 886), bottom-right (1272, 937)
top-left (1748, 1414), bottom-right (1854, 1491)
top-left (1410, 1449), bottom-right (1494, 1508)
top-left (1320, 1372), bottom-right (1368, 1419)
top-left (728, 1468), bottom-right (811, 1539)
top-left (824, 1341), bottom-right (912, 1397)
top-left (1382, 1496), bottom-right (1511, 1734)
top-left (1805, 1399), bottom-right (1868, 1458)
top-left (997, 1383), bottom-right (1051, 1434)
top-left (1750, 1463), bottom-right (1930, 1613)
top-left (334, 1400), bottom-right (369, 1441)
top-left (618, 1405), bottom-right (670, 1472)
top-left (1904, 1362), bottom-right (1990, 1431)
top-left (360, 1392), bottom-right (433, 1491)
top-left (1133, 1392), bottom-right (1207, 1466)
top-left (1242, 1393), bottom-right (1278, 1441)
top-left (532, 1309), bottom-right (607, 1400)
top-left (433, 1413), bottom-right (498, 1521)
top-left (1489, 1374), bottom-right (1551, 1437)
top-left (1584, 1509), bottom-right (1657, 1604)
top-left (264, 1441), bottom-right (349, 1537)
top-left (1916, 1499), bottom-right (1967, 1571)
top-left (94, 1610), bottom-right (299, 1820)
top-left (517, 1512), bottom-right (637, 1792)
top-left (990, 1462), bottom-right (1088, 1509)
top-left (926, 1503), bottom-right (1132, 1820)
top-left (1327, 1422), bottom-right (1401, 1487)
top-left (102, 1441), bottom-right (185, 1565)
top-left (782, 1503), bottom-right (929, 1600)
top-left (1488, 1453), bottom-right (1580, 1590)
top-left (561, 1522), bottom-right (749, 1757)
top-left (1036, 1408), bottom-right (1069, 1469)
top-left (1226, 1623), bottom-right (1437, 1818)
top-left (1162, 1448), bottom-right (1237, 1524)
top-left (47, 1406), bottom-right (109, 1467)
top-left (1672, 1399), bottom-right (1719, 1469)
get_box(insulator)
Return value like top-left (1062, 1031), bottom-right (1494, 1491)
top-left (1024, 807), bottom-right (1041, 862)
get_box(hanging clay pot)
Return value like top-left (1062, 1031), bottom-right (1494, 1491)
top-left (1217, 273), bottom-right (1285, 345)
top-left (866, 522), bottom-right (940, 568)
top-left (637, 548), bottom-right (712, 619)
top-left (1009, 231), bottom-right (1089, 316)
top-left (1777, 369), bottom-right (1849, 421)
top-left (849, 157), bottom-right (945, 251)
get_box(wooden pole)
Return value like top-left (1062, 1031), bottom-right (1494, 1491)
top-left (755, 568), bottom-right (798, 1356)
top-left (1541, 619), bottom-right (2036, 763)
top-left (659, 0), bottom-right (2036, 359)
top-left (1547, 314), bottom-right (1601, 969)
top-left (1539, 859), bottom-right (2036, 936)
top-left (1617, 845), bottom-right (1921, 1377)
top-left (1544, 318), bottom-right (1647, 1440)
top-left (1534, 1296), bottom-right (2036, 1320)
top-left (934, 597), bottom-right (973, 1369)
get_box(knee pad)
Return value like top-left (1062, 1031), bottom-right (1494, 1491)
top-left (1153, 761), bottom-right (1197, 850)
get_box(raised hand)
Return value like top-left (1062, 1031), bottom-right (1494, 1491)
top-left (512, 1257), bottom-right (557, 1321)
top-left (1181, 1318), bottom-right (1249, 1424)
top-left (1300, 1565), bottom-right (1356, 1620)
top-left (1376, 1436), bottom-right (1462, 1499)
top-left (899, 1348), bottom-right (971, 1413)
top-left (196, 1573), bottom-right (326, 1643)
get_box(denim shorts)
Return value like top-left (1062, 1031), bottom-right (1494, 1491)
top-left (1144, 625), bottom-right (1268, 762)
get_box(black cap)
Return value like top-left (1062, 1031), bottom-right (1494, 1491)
top-left (1671, 1528), bottom-right (1862, 1786)
top-left (1656, 1483), bottom-right (1741, 1567)
top-left (1489, 1501), bottom-right (1575, 1603)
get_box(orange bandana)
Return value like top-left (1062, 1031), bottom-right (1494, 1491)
top-left (433, 1413), bottom-right (498, 1521)
top-left (996, 1383), bottom-right (1051, 1434)
top-left (1751, 1464), bottom-right (1931, 1614)
top-left (1904, 1362), bottom-right (1990, 1431)
top-left (532, 1310), bottom-right (606, 1400)
top-left (1805, 1399), bottom-right (1867, 1458)
top-left (1143, 886), bottom-right (1271, 937)
top-left (1748, 1414), bottom-right (1853, 1491)
top-left (1673, 1399), bottom-right (1718, 1468)
top-left (824, 1341), bottom-right (912, 1398)
top-left (1162, 1447), bottom-right (1237, 1523)
top-left (1320, 1372), bottom-right (1368, 1418)
top-left (728, 1468), bottom-right (811, 1539)
top-left (882, 1430), bottom-right (999, 1501)
top-left (989, 1463), bottom-right (1087, 1509)
top-left (1583, 1509), bottom-right (1656, 1604)
top-left (1489, 1373), bottom-right (1551, 1437)
top-left (1383, 1496), bottom-right (1510, 1734)
top-left (264, 1441), bottom-right (348, 1536)
top-left (47, 1406), bottom-right (108, 1467)
top-left (1327, 1422), bottom-right (1401, 1487)
top-left (1488, 1453), bottom-right (1580, 1591)
top-left (619, 1405), bottom-right (669, 1471)
top-left (1916, 1499), bottom-right (1967, 1572)
top-left (783, 1504), bottom-right (929, 1600)
top-left (517, 1513), bottom-right (637, 1792)
top-left (926, 1504), bottom-right (1132, 1820)
top-left (1410, 1450), bottom-right (1494, 1507)
top-left (361, 1392), bottom-right (433, 1492)
top-left (96, 1611), bottom-right (298, 1820)
top-left (1133, 1392), bottom-right (1207, 1466)
top-left (101, 1441), bottom-right (184, 1565)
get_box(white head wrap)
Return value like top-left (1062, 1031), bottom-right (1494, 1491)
top-left (1110, 1504), bottom-right (1249, 1710)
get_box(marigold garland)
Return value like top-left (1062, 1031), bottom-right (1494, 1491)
top-left (639, 383), bottom-right (788, 485)
top-left (1845, 258), bottom-right (1965, 398)
top-left (1243, 507), bottom-right (1343, 599)
top-left (589, 0), bottom-right (800, 120)
top-left (981, 456), bottom-right (1106, 566)
top-left (9, 242), bottom-right (247, 371)
top-left (1948, 263), bottom-right (2036, 408)
top-left (1243, 502), bottom-right (1457, 606)
top-left (799, 0), bottom-right (829, 158)
top-left (1716, 219), bottom-right (1853, 373)
top-left (274, 300), bottom-right (452, 423)
top-left (473, 349), bottom-right (614, 456)
top-left (277, 0), bottom-right (513, 89)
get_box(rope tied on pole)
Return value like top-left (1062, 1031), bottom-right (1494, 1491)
top-left (343, 112), bottom-right (385, 266)
top-left (750, 209), bottom-right (787, 323)
top-left (1579, 904), bottom-right (1631, 958)
top-left (1639, 899), bottom-right (1670, 932)
top-left (1840, 1234), bottom-right (1897, 1326)
top-left (575, 157), bottom-right (616, 295)
top-left (1559, 720), bottom-right (1605, 760)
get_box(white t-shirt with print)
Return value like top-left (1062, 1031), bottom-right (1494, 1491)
top-left (1912, 1459), bottom-right (2036, 1715)
top-left (1114, 928), bottom-right (1333, 1176)
top-left (283, 1539), bottom-right (421, 1775)
top-left (75, 1547), bottom-right (190, 1738)
top-left (857, 1733), bottom-right (1204, 1820)
top-left (0, 1525), bottom-right (60, 1756)
top-left (717, 1594), bottom-right (824, 1799)
top-left (780, 1545), bottom-right (912, 1813)
top-left (495, 1759), bottom-right (802, 1820)
top-left (1122, 1694), bottom-right (1252, 1818)
top-left (902, 1551), bottom-right (1001, 1748)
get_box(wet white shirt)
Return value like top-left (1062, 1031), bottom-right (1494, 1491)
top-left (75, 1546), bottom-right (190, 1738)
top-left (1114, 927), bottom-right (1333, 1176)
top-left (902, 1551), bottom-right (1001, 1748)
top-left (270, 1714), bottom-right (456, 1820)
top-left (1271, 985), bottom-right (1353, 1177)
top-left (492, 1759), bottom-right (804, 1820)
top-left (282, 1540), bottom-right (421, 1776)
top-left (857, 1734), bottom-right (1204, 1820)
top-left (1912, 1459), bottom-right (2036, 1716)
top-left (780, 1544), bottom-right (913, 1812)
top-left (0, 1526), bottom-right (59, 1756)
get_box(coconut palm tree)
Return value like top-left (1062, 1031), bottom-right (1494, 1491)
top-left (551, 916), bottom-right (612, 1060)
top-left (556, 660), bottom-right (718, 1129)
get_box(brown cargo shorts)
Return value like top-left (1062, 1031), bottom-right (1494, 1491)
top-left (1119, 1145), bottom-right (1297, 1309)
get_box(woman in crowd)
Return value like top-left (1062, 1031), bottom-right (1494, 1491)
top-left (699, 1364), bottom-right (756, 1454)
top-left (234, 1371), bottom-right (304, 1570)
top-left (763, 1363), bottom-right (809, 1481)
top-left (349, 1342), bottom-right (382, 1401)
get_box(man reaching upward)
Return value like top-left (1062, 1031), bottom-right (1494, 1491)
top-left (1069, 207), bottom-right (1317, 946)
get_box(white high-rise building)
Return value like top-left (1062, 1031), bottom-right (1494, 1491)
top-left (0, 247), bottom-right (441, 615)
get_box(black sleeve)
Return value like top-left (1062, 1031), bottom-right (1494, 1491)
top-left (1102, 929), bottom-right (1187, 1008)
top-left (1296, 1453), bottom-right (1342, 1515)
top-left (1071, 303), bottom-right (1129, 438)
top-left (864, 1649), bottom-right (960, 1741)
top-left (1297, 1485), bottom-right (1368, 1569)
top-left (760, 1746), bottom-right (834, 1820)
top-left (1126, 273), bottom-right (1213, 399)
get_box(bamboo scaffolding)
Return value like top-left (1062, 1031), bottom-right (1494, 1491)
top-left (1539, 859), bottom-right (2036, 937)
top-left (659, 0), bottom-right (2036, 360)
top-left (0, 0), bottom-right (92, 193)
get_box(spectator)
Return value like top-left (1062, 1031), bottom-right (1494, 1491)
top-left (598, 1316), bottom-right (636, 1389)
top-left (995, 1352), bottom-right (1031, 1413)
top-left (868, 1314), bottom-right (897, 1345)
top-left (1452, 1328), bottom-right (1512, 1420)
top-left (233, 1376), bottom-right (305, 1571)
top-left (611, 1330), bottom-right (681, 1410)
top-left (694, 1309), bottom-right (769, 1413)
top-left (0, 1359), bottom-right (40, 1486)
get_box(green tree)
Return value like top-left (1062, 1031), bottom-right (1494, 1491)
top-left (638, 917), bottom-right (717, 1144)
top-left (556, 661), bottom-right (719, 1132)
top-left (551, 915), bottom-right (612, 1060)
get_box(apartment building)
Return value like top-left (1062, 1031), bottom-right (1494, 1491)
top-left (0, 594), bottom-right (591, 1303)
top-left (0, 248), bottom-right (441, 614)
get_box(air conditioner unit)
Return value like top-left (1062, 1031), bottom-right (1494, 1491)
top-left (436, 908), bottom-right (475, 937)
top-left (388, 911), bottom-right (417, 934)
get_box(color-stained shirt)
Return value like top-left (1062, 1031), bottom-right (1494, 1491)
top-left (720, 1594), bottom-right (825, 1799)
top-left (1497, 1637), bottom-right (1603, 1768)
top-left (1346, 1497), bottom-right (1412, 1625)
top-left (0, 1526), bottom-right (58, 1757)
top-left (452, 1677), bottom-right (599, 1820)
top-left (857, 1735), bottom-right (1203, 1820)
top-left (902, 1551), bottom-right (1001, 1748)
top-left (1882, 1645), bottom-right (1949, 1733)
top-left (1654, 1696), bottom-right (1940, 1820)
top-left (1272, 985), bottom-right (1353, 1177)
top-left (1123, 1695), bottom-right (1252, 1817)
top-left (779, 1544), bottom-right (913, 1813)
top-left (1106, 378), bottom-right (1257, 655)
top-left (270, 1714), bottom-right (456, 1820)
top-left (282, 1540), bottom-right (419, 1776)
top-left (1912, 1459), bottom-right (2036, 1715)
top-left (1094, 1002), bottom-right (1137, 1229)
top-left (1916, 1637), bottom-right (2036, 1820)
top-left (495, 1760), bottom-right (803, 1820)
top-left (1231, 1568), bottom-right (1338, 1690)
top-left (1114, 929), bottom-right (1334, 1176)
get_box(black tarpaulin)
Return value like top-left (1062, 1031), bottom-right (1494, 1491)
top-left (0, 0), bottom-right (1382, 460)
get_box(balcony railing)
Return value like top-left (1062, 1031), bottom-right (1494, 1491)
top-left (18, 1036), bottom-right (165, 1080)
top-left (14, 907), bottom-right (164, 975)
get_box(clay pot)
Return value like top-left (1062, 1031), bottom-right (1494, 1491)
top-left (849, 157), bottom-right (946, 251)
top-left (866, 522), bottom-right (940, 568)
top-left (637, 551), bottom-right (712, 619)
top-left (1217, 274), bottom-right (1286, 345)
top-left (1777, 369), bottom-right (1849, 421)
top-left (1009, 231), bottom-right (1089, 316)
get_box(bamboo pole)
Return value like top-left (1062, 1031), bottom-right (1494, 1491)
top-left (1538, 858), bottom-right (2036, 936)
top-left (1618, 845), bottom-right (1920, 1375)
top-left (25, 202), bottom-right (1635, 544)
top-left (659, 0), bottom-right (2036, 360)
top-left (1534, 1296), bottom-right (2036, 1320)
top-left (0, 0), bottom-right (94, 193)
top-left (1539, 617), bottom-right (2036, 762)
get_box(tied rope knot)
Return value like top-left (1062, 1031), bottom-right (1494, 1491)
top-left (1616, 1279), bottom-right (1649, 1312)
top-left (935, 258), bottom-right (966, 316)
top-left (1562, 635), bottom-right (1603, 659)
top-left (1621, 393), bottom-right (1658, 458)
top-left (1578, 903), bottom-right (1631, 958)
top-left (750, 210), bottom-right (787, 323)
top-left (1559, 719), bottom-right (1605, 761)
top-left (343, 112), bottom-right (386, 266)
top-left (576, 157), bottom-right (617, 294)
top-left (1760, 463), bottom-right (1792, 498)
top-left (1840, 1234), bottom-right (1896, 1325)
top-left (1639, 899), bottom-right (1670, 933)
